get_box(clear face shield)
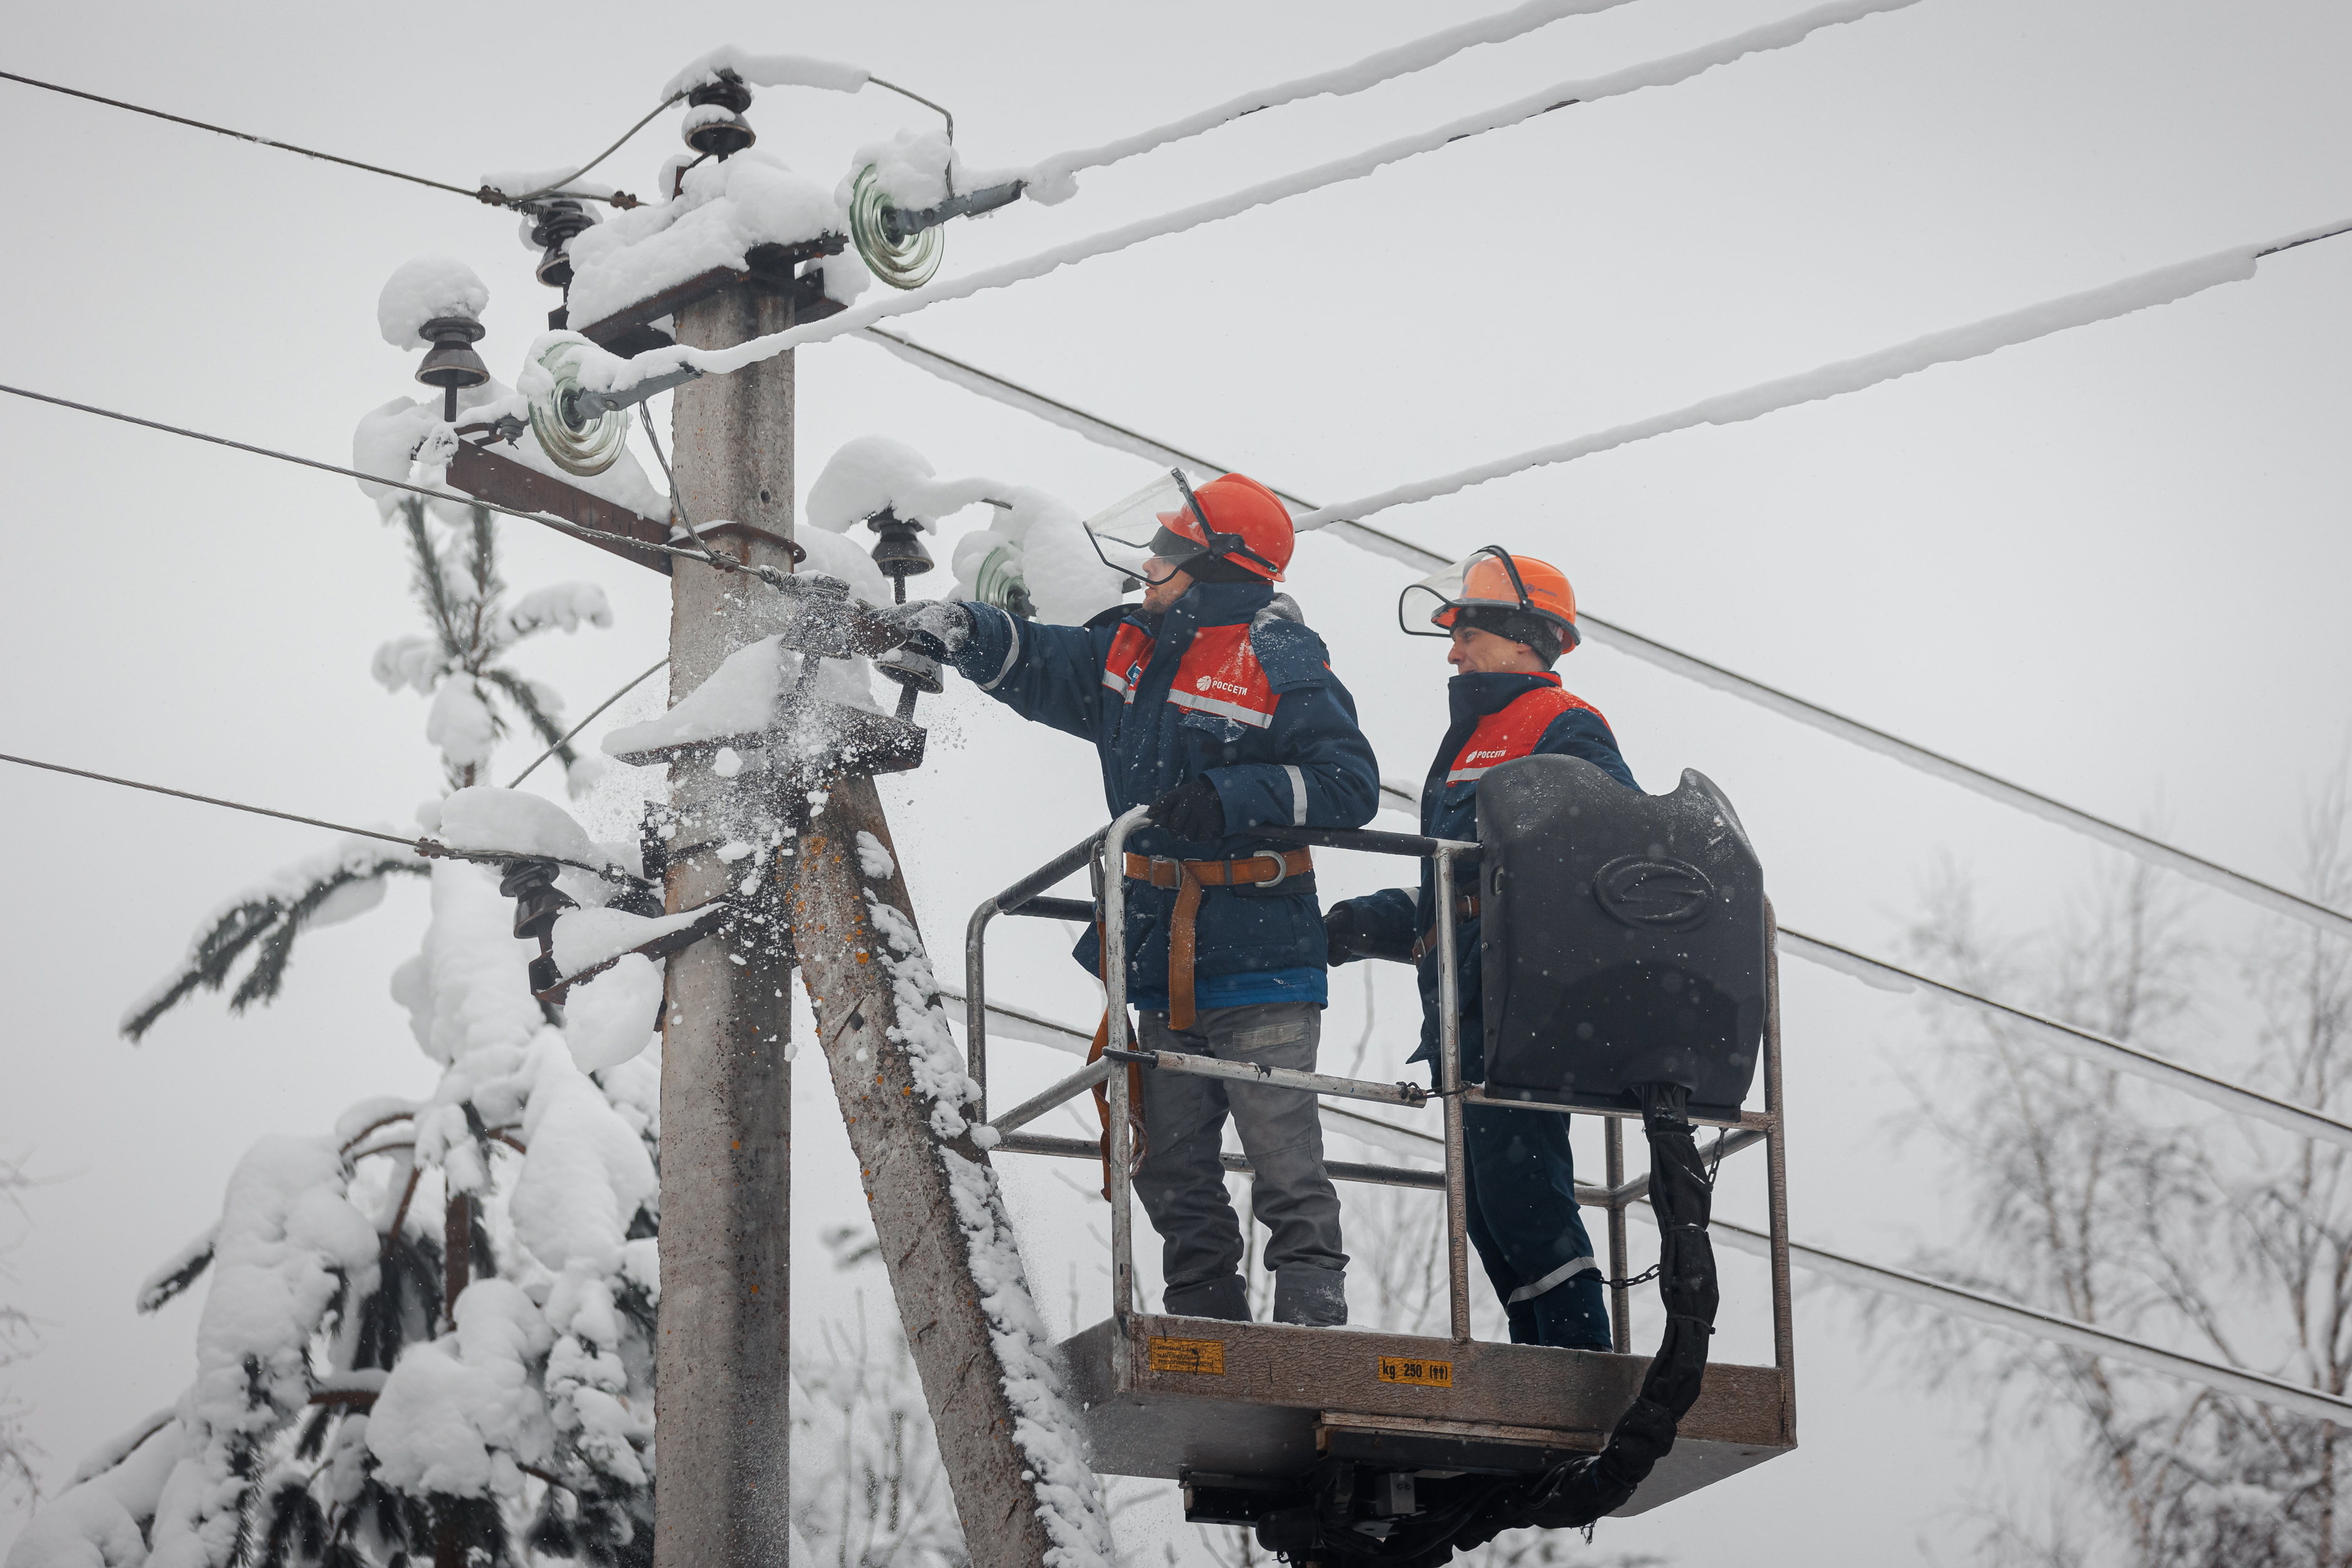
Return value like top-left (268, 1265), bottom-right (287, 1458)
top-left (1396, 545), bottom-right (1535, 637)
top-left (1082, 468), bottom-right (1219, 588)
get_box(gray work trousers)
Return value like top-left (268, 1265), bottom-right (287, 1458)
top-left (1133, 1002), bottom-right (1348, 1325)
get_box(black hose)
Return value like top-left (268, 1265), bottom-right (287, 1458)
top-left (1251, 1082), bottom-right (1719, 1567)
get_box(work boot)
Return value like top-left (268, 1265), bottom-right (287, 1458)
top-left (1165, 1273), bottom-right (1251, 1322)
top-left (1529, 1272), bottom-right (1611, 1350)
top-left (1273, 1265), bottom-right (1347, 1327)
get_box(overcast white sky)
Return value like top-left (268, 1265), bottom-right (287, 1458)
top-left (3, 0), bottom-right (2348, 1562)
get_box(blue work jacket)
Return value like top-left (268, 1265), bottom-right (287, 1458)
top-left (1344, 670), bottom-right (1637, 1071)
top-left (952, 581), bottom-right (1381, 1009)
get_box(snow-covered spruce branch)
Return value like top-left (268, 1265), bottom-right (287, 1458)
top-left (119, 845), bottom-right (428, 1042)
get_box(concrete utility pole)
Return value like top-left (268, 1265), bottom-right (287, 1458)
top-left (644, 198), bottom-right (1108, 1568)
top-left (657, 282), bottom-right (800, 1568)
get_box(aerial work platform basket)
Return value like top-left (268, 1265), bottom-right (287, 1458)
top-left (963, 763), bottom-right (1795, 1539)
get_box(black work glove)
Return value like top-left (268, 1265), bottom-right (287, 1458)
top-left (876, 598), bottom-right (974, 660)
top-left (1145, 777), bottom-right (1226, 842)
top-left (1323, 899), bottom-right (1362, 967)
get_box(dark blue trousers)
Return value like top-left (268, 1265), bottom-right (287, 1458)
top-left (1461, 1103), bottom-right (1610, 1349)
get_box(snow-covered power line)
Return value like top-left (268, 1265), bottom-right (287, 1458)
top-left (1292, 218), bottom-right (2352, 530)
top-left (0, 68), bottom-right (647, 209)
top-left (628, 0), bottom-right (1927, 386)
top-left (1698, 1216), bottom-right (2352, 1429)
top-left (859, 328), bottom-right (2352, 944)
top-left (1013, 0), bottom-right (1643, 204)
top-left (1778, 928), bottom-right (2352, 1150)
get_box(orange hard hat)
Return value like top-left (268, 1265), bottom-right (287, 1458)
top-left (1083, 469), bottom-right (1295, 586)
top-left (1161, 472), bottom-right (1294, 583)
top-left (1399, 546), bottom-right (1581, 654)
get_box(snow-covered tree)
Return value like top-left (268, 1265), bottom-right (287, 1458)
top-left (1, 1153), bottom-right (37, 1512)
top-left (10, 369), bottom-right (669, 1567)
top-left (1884, 768), bottom-right (2352, 1568)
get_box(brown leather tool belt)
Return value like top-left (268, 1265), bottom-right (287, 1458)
top-left (1121, 847), bottom-right (1315, 1029)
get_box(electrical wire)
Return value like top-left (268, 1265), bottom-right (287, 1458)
top-left (0, 68), bottom-right (647, 208)
top-left (0, 750), bottom-right (427, 852)
top-left (0, 750), bottom-right (638, 884)
top-left (867, 77), bottom-right (954, 144)
top-left (1778, 928), bottom-right (2352, 1148)
top-left (507, 657), bottom-right (670, 787)
top-left (1692, 1210), bottom-right (2352, 1428)
top-left (0, 382), bottom-right (782, 587)
top-left (504, 95), bottom-right (682, 204)
top-left (855, 328), bottom-right (2352, 945)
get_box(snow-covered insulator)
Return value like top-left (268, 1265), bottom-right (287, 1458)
top-left (527, 199), bottom-right (595, 290)
top-left (416, 317), bottom-right (489, 393)
top-left (849, 164), bottom-right (943, 290)
top-left (850, 170), bottom-right (1025, 292)
top-left (682, 72), bottom-right (756, 158)
top-left (499, 858), bottom-right (577, 995)
top-left (524, 335), bottom-right (629, 477)
top-left (865, 506), bottom-right (934, 594)
top-left (972, 541), bottom-right (1036, 620)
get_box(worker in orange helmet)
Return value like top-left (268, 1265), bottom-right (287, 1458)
top-left (1323, 548), bottom-right (1636, 1349)
top-left (881, 469), bottom-right (1380, 1328)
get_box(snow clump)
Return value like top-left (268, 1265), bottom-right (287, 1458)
top-left (563, 952), bottom-right (665, 1072)
top-left (438, 785), bottom-right (610, 868)
top-left (659, 46), bottom-right (869, 100)
top-left (603, 631), bottom-right (879, 757)
top-left (806, 434), bottom-right (1008, 535)
top-left (378, 256), bottom-right (489, 349)
top-left (565, 149), bottom-right (859, 331)
top-left (366, 1279), bottom-right (555, 1497)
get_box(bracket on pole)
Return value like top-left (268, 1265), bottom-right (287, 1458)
top-left (442, 433), bottom-right (677, 574)
top-left (574, 236), bottom-right (852, 358)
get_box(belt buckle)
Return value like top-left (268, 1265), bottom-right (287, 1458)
top-left (1150, 855), bottom-right (1183, 887)
top-left (1251, 849), bottom-right (1290, 889)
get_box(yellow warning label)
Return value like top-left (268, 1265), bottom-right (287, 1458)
top-left (1377, 1356), bottom-right (1454, 1387)
top-left (1148, 1337), bottom-right (1227, 1375)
